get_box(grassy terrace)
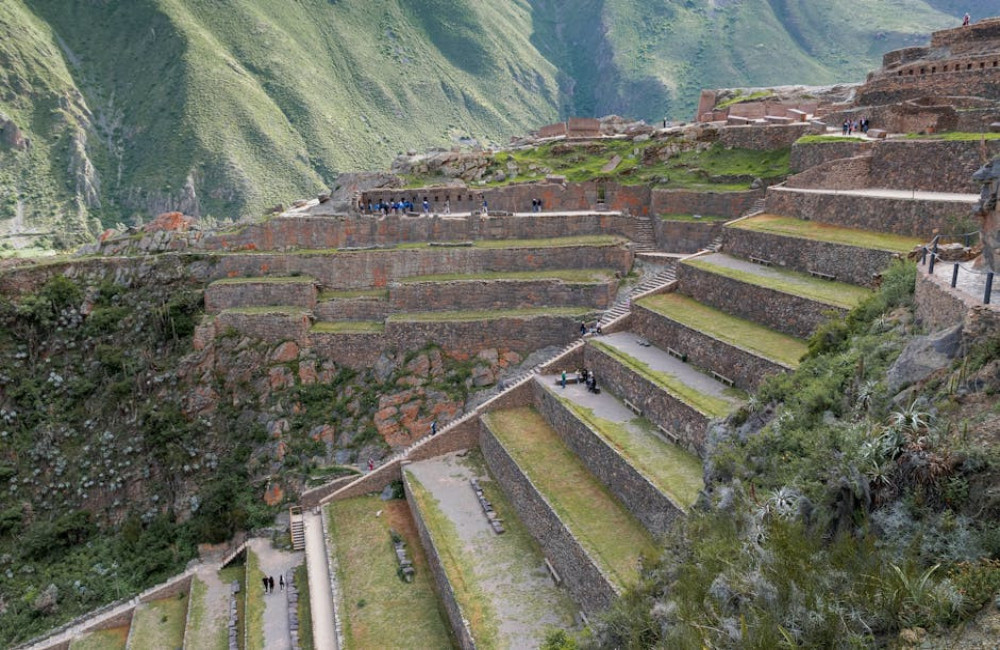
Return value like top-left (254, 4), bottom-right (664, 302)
top-left (731, 214), bottom-right (922, 253)
top-left (246, 550), bottom-right (265, 650)
top-left (221, 306), bottom-right (308, 315)
top-left (659, 213), bottom-right (730, 222)
top-left (484, 407), bottom-right (658, 587)
top-left (326, 496), bottom-right (452, 650)
top-left (126, 597), bottom-right (187, 650)
top-left (318, 288), bottom-right (388, 300)
top-left (183, 575), bottom-right (227, 650)
top-left (638, 293), bottom-right (807, 367)
top-left (311, 321), bottom-right (385, 334)
top-left (210, 275), bottom-right (316, 285)
top-left (217, 235), bottom-right (626, 256)
top-left (219, 566), bottom-right (245, 650)
top-left (683, 256), bottom-right (870, 310)
top-left (397, 268), bottom-right (615, 283)
top-left (388, 306), bottom-right (589, 323)
top-left (590, 340), bottom-right (741, 419)
top-left (69, 627), bottom-right (128, 650)
top-left (556, 393), bottom-right (704, 508)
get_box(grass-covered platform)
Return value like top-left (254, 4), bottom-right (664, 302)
top-left (209, 275), bottom-right (317, 285)
top-left (483, 407), bottom-right (658, 588)
top-left (683, 253), bottom-right (870, 310)
top-left (310, 321), bottom-right (386, 334)
top-left (730, 214), bottom-right (922, 253)
top-left (396, 268), bottom-right (615, 283)
top-left (388, 306), bottom-right (590, 323)
top-left (326, 496), bottom-right (452, 650)
top-left (125, 597), bottom-right (187, 649)
top-left (69, 627), bottom-right (128, 650)
top-left (638, 292), bottom-right (807, 368)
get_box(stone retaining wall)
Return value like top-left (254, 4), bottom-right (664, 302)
top-left (204, 281), bottom-right (317, 313)
top-left (633, 302), bottom-right (792, 392)
top-left (915, 265), bottom-right (1000, 337)
top-left (717, 123), bottom-right (821, 150)
top-left (655, 219), bottom-right (726, 253)
top-left (202, 245), bottom-right (633, 289)
top-left (723, 225), bottom-right (899, 287)
top-left (388, 279), bottom-right (616, 312)
top-left (313, 296), bottom-right (389, 322)
top-left (584, 342), bottom-right (709, 455)
top-left (678, 262), bottom-right (847, 339)
top-left (480, 418), bottom-right (619, 613)
top-left (650, 189), bottom-right (762, 219)
top-left (790, 141), bottom-right (862, 174)
top-left (308, 332), bottom-right (386, 369)
top-left (785, 155), bottom-right (873, 191)
top-left (213, 310), bottom-right (312, 343)
top-left (765, 187), bottom-right (967, 238)
top-left (531, 381), bottom-right (682, 536)
top-left (402, 470), bottom-right (477, 650)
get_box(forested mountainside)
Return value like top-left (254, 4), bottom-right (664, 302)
top-left (0, 0), bottom-right (995, 247)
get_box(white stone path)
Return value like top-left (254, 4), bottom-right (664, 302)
top-left (303, 511), bottom-right (338, 650)
top-left (770, 185), bottom-right (978, 203)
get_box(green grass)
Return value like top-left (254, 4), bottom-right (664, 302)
top-left (69, 626), bottom-right (129, 650)
top-left (590, 340), bottom-right (740, 418)
top-left (246, 550), bottom-right (266, 650)
top-left (183, 574), bottom-right (229, 650)
top-left (471, 235), bottom-right (624, 249)
top-left (405, 476), bottom-right (500, 648)
top-left (318, 289), bottom-right (388, 300)
top-left (639, 292), bottom-right (807, 367)
top-left (397, 268), bottom-right (615, 283)
top-left (326, 496), bottom-right (452, 650)
top-left (211, 276), bottom-right (316, 285)
top-left (683, 257), bottom-right (871, 309)
top-left (389, 307), bottom-right (589, 323)
top-left (126, 597), bottom-right (187, 650)
top-left (715, 90), bottom-right (775, 109)
top-left (484, 407), bottom-right (658, 586)
top-left (294, 564), bottom-right (314, 650)
top-left (310, 321), bottom-right (385, 334)
top-left (559, 396), bottom-right (704, 508)
top-left (219, 566), bottom-right (245, 650)
top-left (221, 306), bottom-right (309, 316)
top-left (902, 131), bottom-right (1000, 141)
top-left (732, 214), bottom-right (922, 253)
top-left (795, 135), bottom-right (862, 144)
top-left (659, 213), bottom-right (730, 222)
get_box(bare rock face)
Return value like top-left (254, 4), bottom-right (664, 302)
top-left (0, 116), bottom-right (28, 150)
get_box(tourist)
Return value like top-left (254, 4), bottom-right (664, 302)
top-left (268, 576), bottom-right (275, 593)
top-left (964, 12), bottom-right (971, 27)
top-left (842, 119), bottom-right (849, 135)
top-left (561, 370), bottom-right (567, 389)
top-left (431, 420), bottom-right (437, 435)
top-left (262, 576), bottom-right (269, 593)
top-left (422, 198), bottom-right (430, 214)
top-left (481, 197), bottom-right (488, 216)
top-left (368, 457), bottom-right (374, 472)
top-left (579, 321), bottom-right (587, 336)
top-left (279, 575), bottom-right (284, 591)
top-left (444, 199), bottom-right (450, 214)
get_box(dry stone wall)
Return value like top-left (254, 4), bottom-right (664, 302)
top-left (388, 279), bottom-right (616, 312)
top-left (204, 281), bottom-right (317, 313)
top-left (914, 265), bottom-right (1000, 337)
top-left (632, 302), bottom-right (792, 392)
top-left (717, 123), bottom-right (821, 150)
top-left (678, 262), bottom-right (848, 339)
top-left (313, 296), bottom-right (389, 322)
top-left (584, 343), bottom-right (709, 455)
top-left (213, 310), bottom-right (312, 343)
top-left (479, 418), bottom-right (619, 613)
top-left (308, 332), bottom-right (386, 369)
top-left (654, 219), bottom-right (725, 253)
top-left (531, 381), bottom-right (683, 536)
top-left (765, 187), bottom-right (967, 238)
top-left (723, 226), bottom-right (900, 287)
top-left (790, 141), bottom-right (863, 174)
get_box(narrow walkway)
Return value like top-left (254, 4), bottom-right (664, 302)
top-left (770, 185), bottom-right (977, 203)
top-left (304, 511), bottom-right (338, 650)
top-left (184, 563), bottom-right (232, 650)
top-left (248, 539), bottom-right (303, 650)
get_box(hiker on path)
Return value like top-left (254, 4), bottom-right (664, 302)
top-left (431, 420), bottom-right (438, 435)
top-left (561, 370), bottom-right (567, 389)
top-left (481, 198), bottom-right (488, 216)
top-left (262, 576), bottom-right (269, 593)
top-left (444, 199), bottom-right (450, 214)
top-left (368, 458), bottom-right (375, 472)
top-left (964, 12), bottom-right (971, 26)
top-left (280, 575), bottom-right (284, 591)
top-left (268, 576), bottom-right (275, 593)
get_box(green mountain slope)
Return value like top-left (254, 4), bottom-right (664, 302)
top-left (1, 0), bottom-right (997, 246)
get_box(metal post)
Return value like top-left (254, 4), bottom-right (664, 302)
top-left (929, 250), bottom-right (936, 273)
top-left (986, 272), bottom-right (994, 305)
top-left (952, 263), bottom-right (959, 288)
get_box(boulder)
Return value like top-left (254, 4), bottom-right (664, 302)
top-left (886, 325), bottom-right (963, 393)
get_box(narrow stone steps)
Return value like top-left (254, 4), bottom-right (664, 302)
top-left (598, 263), bottom-right (677, 328)
top-left (481, 407), bottom-right (658, 607)
top-left (534, 375), bottom-right (703, 524)
top-left (634, 292), bottom-right (807, 391)
top-left (679, 252), bottom-right (870, 338)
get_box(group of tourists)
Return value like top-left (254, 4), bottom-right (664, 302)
top-left (261, 574), bottom-right (283, 594)
top-left (578, 368), bottom-right (599, 393)
top-left (842, 118), bottom-right (871, 136)
top-left (530, 198), bottom-right (544, 212)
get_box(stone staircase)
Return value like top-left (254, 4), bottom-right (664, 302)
top-left (289, 506), bottom-right (305, 551)
top-left (631, 213), bottom-right (657, 252)
top-left (598, 262), bottom-right (677, 329)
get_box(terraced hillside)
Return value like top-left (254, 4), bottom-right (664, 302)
top-left (1, 0), bottom-right (993, 247)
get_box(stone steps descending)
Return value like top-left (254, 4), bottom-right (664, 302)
top-left (724, 213), bottom-right (922, 286)
top-left (402, 453), bottom-right (580, 646)
top-left (583, 332), bottom-right (744, 455)
top-left (634, 292), bottom-right (807, 392)
top-left (325, 495), bottom-right (454, 650)
top-left (678, 253), bottom-right (870, 339)
top-left (289, 507), bottom-right (305, 551)
top-left (533, 375), bottom-right (703, 535)
top-left (480, 407), bottom-right (658, 612)
top-left (205, 276), bottom-right (318, 314)
top-left (631, 213), bottom-right (657, 252)
top-left (124, 597), bottom-right (188, 650)
top-left (598, 263), bottom-right (677, 329)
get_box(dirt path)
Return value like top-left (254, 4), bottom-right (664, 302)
top-left (248, 539), bottom-right (303, 650)
top-left (185, 563), bottom-right (232, 650)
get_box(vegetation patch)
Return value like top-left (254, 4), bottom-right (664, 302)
top-left (484, 407), bottom-right (657, 587)
top-left (294, 564), bottom-right (314, 650)
top-left (310, 321), bottom-right (386, 334)
top-left (471, 235), bottom-right (624, 249)
top-left (903, 131), bottom-right (1000, 141)
top-left (732, 214), bottom-right (922, 252)
top-left (558, 396), bottom-right (704, 508)
top-left (638, 292), bottom-right (807, 366)
top-left (794, 135), bottom-right (862, 144)
top-left (69, 626), bottom-right (128, 650)
top-left (221, 306), bottom-right (309, 316)
top-left (715, 90), bottom-right (775, 110)
top-left (590, 340), bottom-right (740, 418)
top-left (318, 289), bottom-right (388, 300)
top-left (327, 496), bottom-right (452, 650)
top-left (126, 596), bottom-right (187, 650)
top-left (183, 575), bottom-right (227, 650)
top-left (246, 550), bottom-right (266, 650)
top-left (683, 257), bottom-right (871, 309)
top-left (211, 276), bottom-right (317, 285)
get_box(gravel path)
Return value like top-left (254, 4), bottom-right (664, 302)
top-left (248, 539), bottom-right (303, 650)
top-left (406, 452), bottom-right (578, 648)
top-left (184, 564), bottom-right (231, 650)
top-left (770, 185), bottom-right (977, 203)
